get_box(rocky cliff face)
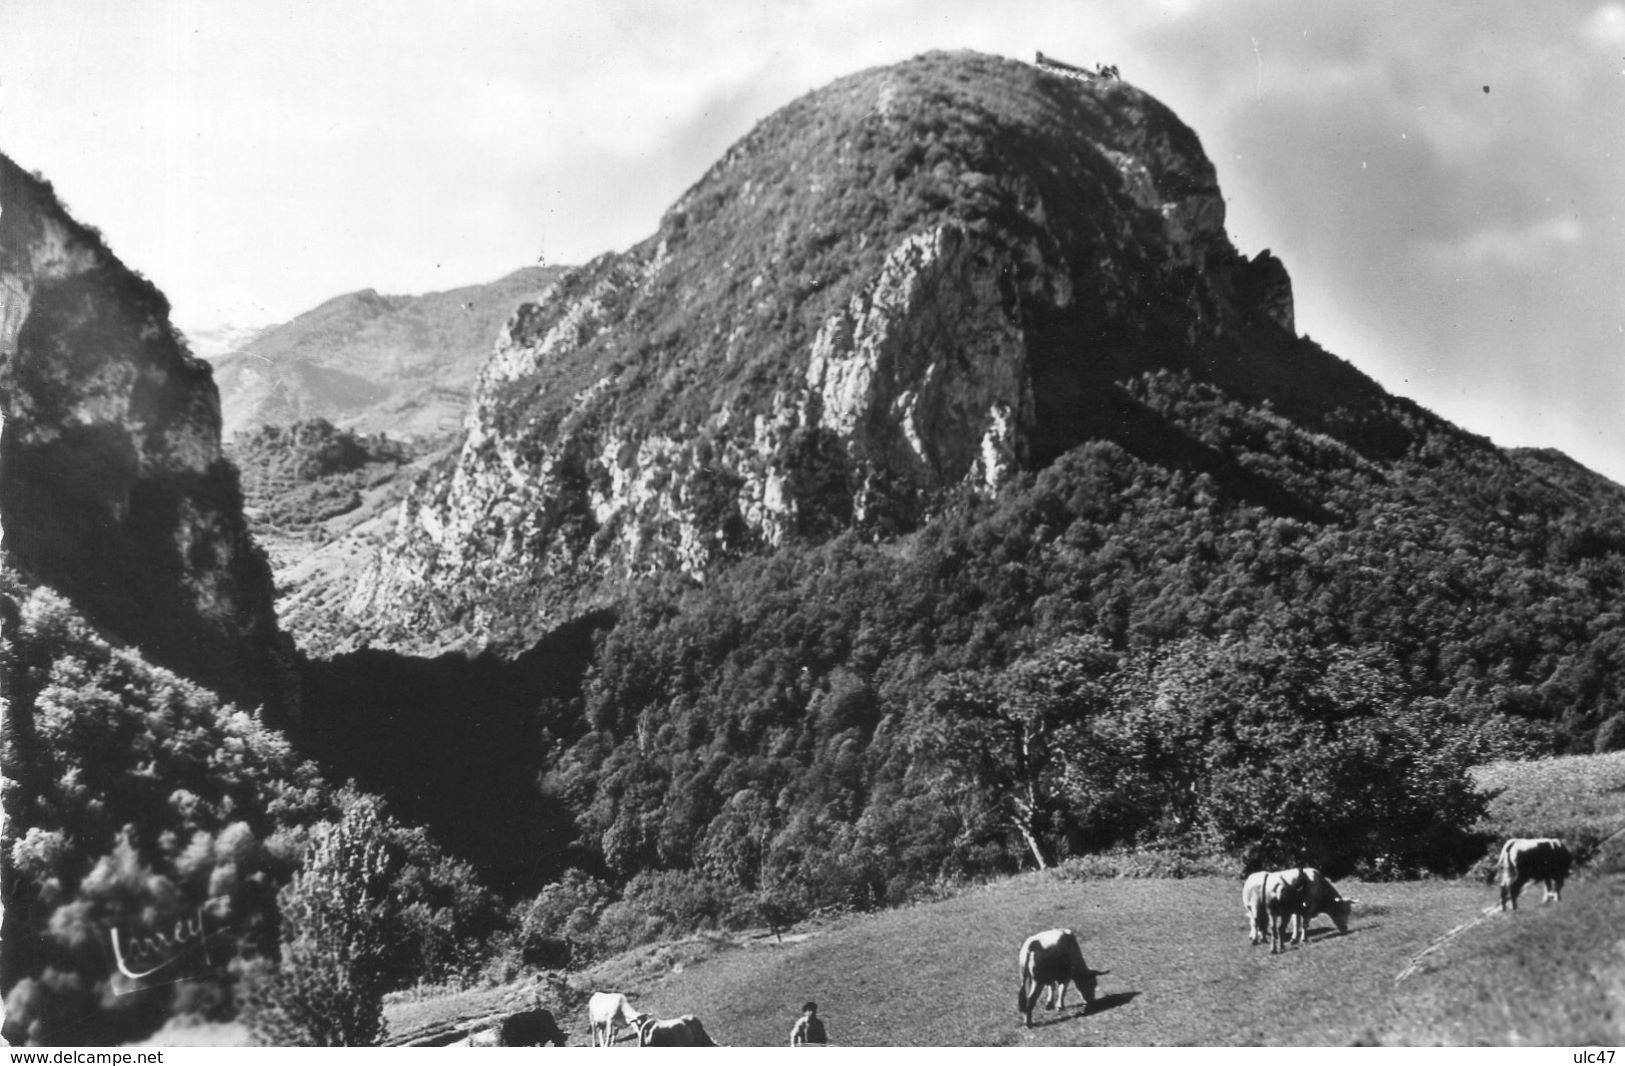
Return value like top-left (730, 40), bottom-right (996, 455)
top-left (0, 154), bottom-right (293, 717)
top-left (333, 51), bottom-right (1373, 656)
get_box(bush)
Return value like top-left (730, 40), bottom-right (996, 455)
top-left (513, 868), bottom-right (614, 968)
top-left (0, 580), bottom-right (334, 1045)
top-left (240, 798), bottom-right (400, 1046)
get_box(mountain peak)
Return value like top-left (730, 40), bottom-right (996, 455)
top-left (323, 50), bottom-right (1400, 656)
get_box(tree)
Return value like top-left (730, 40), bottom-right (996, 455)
top-left (241, 797), bottom-right (399, 1046)
top-left (929, 635), bottom-right (1119, 869)
top-left (1115, 634), bottom-right (1489, 875)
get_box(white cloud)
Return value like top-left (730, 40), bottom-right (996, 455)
top-left (1583, 3), bottom-right (1625, 49)
top-left (1426, 215), bottom-right (1584, 268)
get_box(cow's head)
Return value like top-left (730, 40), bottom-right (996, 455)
top-left (1329, 897), bottom-right (1355, 933)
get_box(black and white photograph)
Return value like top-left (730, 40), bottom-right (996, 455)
top-left (2, 0), bottom-right (1622, 1048)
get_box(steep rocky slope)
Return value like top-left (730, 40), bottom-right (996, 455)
top-left (333, 50), bottom-right (1408, 657)
top-left (0, 153), bottom-right (293, 717)
top-left (210, 265), bottom-right (565, 441)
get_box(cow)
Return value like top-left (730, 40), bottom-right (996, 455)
top-left (638, 1014), bottom-right (717, 1047)
top-left (1497, 837), bottom-right (1572, 911)
top-left (1243, 870), bottom-right (1270, 944)
top-left (499, 1007), bottom-right (569, 1046)
top-left (1290, 868), bottom-right (1355, 943)
top-left (588, 991), bottom-right (649, 1047)
top-left (1263, 868), bottom-right (1309, 954)
top-left (1016, 928), bottom-right (1100, 1027)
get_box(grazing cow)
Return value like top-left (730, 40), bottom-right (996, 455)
top-left (1497, 837), bottom-right (1572, 911)
top-left (1016, 928), bottom-right (1100, 1027)
top-left (589, 991), bottom-right (649, 1047)
top-left (1247, 868), bottom-right (1356, 950)
top-left (1263, 868), bottom-right (1309, 954)
top-left (638, 1014), bottom-right (717, 1047)
top-left (1291, 868), bottom-right (1355, 942)
top-left (1243, 870), bottom-right (1270, 945)
top-left (500, 1007), bottom-right (569, 1046)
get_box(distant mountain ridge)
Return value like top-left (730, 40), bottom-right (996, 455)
top-left (211, 265), bottom-right (566, 441)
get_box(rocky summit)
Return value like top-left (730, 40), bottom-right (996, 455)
top-left (335, 50), bottom-right (1375, 657)
top-left (0, 154), bottom-right (293, 717)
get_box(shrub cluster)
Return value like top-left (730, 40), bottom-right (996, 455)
top-left (0, 575), bottom-right (502, 1045)
top-left (229, 420), bottom-right (419, 533)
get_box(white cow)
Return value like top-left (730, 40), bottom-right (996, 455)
top-left (1263, 868), bottom-right (1309, 955)
top-left (588, 991), bottom-right (649, 1047)
top-left (1292, 868), bottom-right (1355, 942)
top-left (638, 1014), bottom-right (717, 1046)
top-left (1016, 928), bottom-right (1101, 1027)
top-left (1243, 870), bottom-right (1270, 944)
top-left (1246, 868), bottom-right (1355, 947)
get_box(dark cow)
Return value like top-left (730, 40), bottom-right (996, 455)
top-left (499, 1007), bottom-right (569, 1046)
top-left (638, 1014), bottom-right (717, 1047)
top-left (1016, 928), bottom-right (1100, 1027)
top-left (1497, 837), bottom-right (1572, 911)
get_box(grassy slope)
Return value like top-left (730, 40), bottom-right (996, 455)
top-left (362, 753), bottom-right (1621, 1047)
top-left (564, 753), bottom-right (1625, 1046)
top-left (1474, 751), bottom-right (1625, 858)
top-left (590, 876), bottom-right (1490, 1046)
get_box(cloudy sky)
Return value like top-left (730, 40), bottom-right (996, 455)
top-left (4, 1), bottom-right (1622, 481)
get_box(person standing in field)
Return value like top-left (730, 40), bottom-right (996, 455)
top-left (790, 1001), bottom-right (827, 1046)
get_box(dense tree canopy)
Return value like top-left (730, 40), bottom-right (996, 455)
top-left (518, 371), bottom-right (1621, 925)
top-left (0, 574), bottom-right (500, 1045)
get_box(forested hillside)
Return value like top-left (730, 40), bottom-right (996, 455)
top-left (290, 52), bottom-right (1625, 948)
top-left (230, 420), bottom-right (419, 537)
top-left (303, 365), bottom-right (1625, 954)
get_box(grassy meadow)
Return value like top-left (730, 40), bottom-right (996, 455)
top-left (373, 751), bottom-right (1620, 1045)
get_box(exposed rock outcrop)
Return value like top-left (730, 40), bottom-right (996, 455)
top-left (0, 154), bottom-right (293, 717)
top-left (326, 51), bottom-right (1394, 657)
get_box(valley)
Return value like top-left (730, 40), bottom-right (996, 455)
top-left (4, 46), bottom-right (1624, 1047)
